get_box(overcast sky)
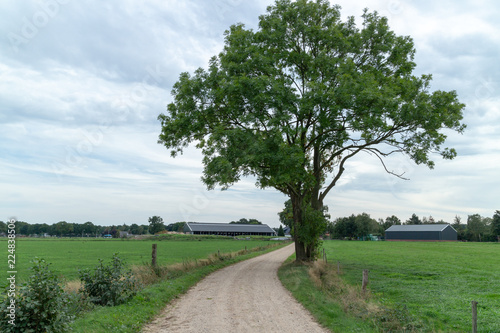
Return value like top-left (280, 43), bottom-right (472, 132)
top-left (1, 0), bottom-right (499, 228)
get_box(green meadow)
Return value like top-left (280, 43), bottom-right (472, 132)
top-left (0, 235), bottom-right (272, 284)
top-left (320, 241), bottom-right (500, 332)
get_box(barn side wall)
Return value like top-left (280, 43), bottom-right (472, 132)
top-left (385, 231), bottom-right (441, 241)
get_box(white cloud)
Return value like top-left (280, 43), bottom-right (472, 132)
top-left (1, 0), bottom-right (499, 227)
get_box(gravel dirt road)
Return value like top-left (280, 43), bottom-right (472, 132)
top-left (141, 243), bottom-right (329, 333)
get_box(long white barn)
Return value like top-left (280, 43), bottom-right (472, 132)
top-left (183, 222), bottom-right (276, 236)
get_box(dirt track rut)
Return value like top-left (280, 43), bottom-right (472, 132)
top-left (141, 243), bottom-right (329, 333)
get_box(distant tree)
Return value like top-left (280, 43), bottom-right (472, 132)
top-left (354, 213), bottom-right (379, 238)
top-left (382, 215), bottom-right (401, 230)
top-left (422, 215), bottom-right (436, 224)
top-left (248, 218), bottom-right (262, 225)
top-left (333, 215), bottom-right (357, 239)
top-left (166, 222), bottom-right (186, 232)
top-left (27, 223), bottom-right (49, 236)
top-left (0, 221), bottom-right (6, 234)
top-left (230, 218), bottom-right (248, 224)
top-left (52, 221), bottom-right (73, 237)
top-left (148, 216), bottom-right (165, 235)
top-left (82, 221), bottom-right (96, 236)
top-left (277, 225), bottom-right (285, 237)
top-left (38, 223), bottom-right (50, 235)
top-left (230, 218), bottom-right (262, 224)
top-left (72, 223), bottom-right (84, 236)
top-left (467, 214), bottom-right (486, 242)
top-left (491, 210), bottom-right (500, 239)
top-left (129, 223), bottom-right (141, 235)
top-left (16, 221), bottom-right (30, 235)
top-left (406, 214), bottom-right (422, 225)
top-left (139, 225), bottom-right (149, 234)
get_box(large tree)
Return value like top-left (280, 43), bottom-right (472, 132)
top-left (148, 216), bottom-right (165, 235)
top-left (158, 0), bottom-right (465, 261)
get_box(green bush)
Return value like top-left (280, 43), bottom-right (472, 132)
top-left (79, 253), bottom-right (138, 306)
top-left (0, 258), bottom-right (74, 333)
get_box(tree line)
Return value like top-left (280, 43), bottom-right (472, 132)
top-left (0, 220), bottom-right (152, 238)
top-left (0, 216), bottom-right (266, 238)
top-left (0, 219), bottom-right (176, 238)
top-left (328, 211), bottom-right (500, 242)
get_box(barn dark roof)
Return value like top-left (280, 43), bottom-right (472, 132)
top-left (386, 224), bottom-right (452, 232)
top-left (184, 222), bottom-right (275, 234)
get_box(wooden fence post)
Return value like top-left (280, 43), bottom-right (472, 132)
top-left (472, 300), bottom-right (478, 333)
top-left (362, 269), bottom-right (369, 293)
top-left (152, 244), bottom-right (157, 267)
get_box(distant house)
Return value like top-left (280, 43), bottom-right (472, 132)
top-left (183, 222), bottom-right (276, 236)
top-left (385, 224), bottom-right (457, 241)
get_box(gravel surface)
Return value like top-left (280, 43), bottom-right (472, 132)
top-left (142, 243), bottom-right (329, 333)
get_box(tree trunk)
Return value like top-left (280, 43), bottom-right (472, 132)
top-left (295, 241), bottom-right (307, 261)
top-left (291, 192), bottom-right (309, 262)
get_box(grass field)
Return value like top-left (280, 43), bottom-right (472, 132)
top-left (0, 235), bottom-right (273, 284)
top-left (319, 240), bottom-right (500, 332)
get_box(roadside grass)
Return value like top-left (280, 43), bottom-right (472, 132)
top-left (0, 236), bottom-right (273, 284)
top-left (69, 242), bottom-right (289, 332)
top-left (280, 240), bottom-right (500, 332)
top-left (279, 258), bottom-right (377, 332)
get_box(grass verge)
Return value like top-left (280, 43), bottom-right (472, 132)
top-left (279, 257), bottom-right (378, 332)
top-left (280, 241), bottom-right (500, 332)
top-left (69, 242), bottom-right (289, 332)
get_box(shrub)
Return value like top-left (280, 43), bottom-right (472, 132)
top-left (79, 253), bottom-right (138, 306)
top-left (0, 258), bottom-right (74, 333)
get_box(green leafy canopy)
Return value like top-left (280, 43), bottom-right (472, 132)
top-left (159, 0), bottom-right (465, 194)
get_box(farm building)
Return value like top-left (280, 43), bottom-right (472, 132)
top-left (385, 224), bottom-right (457, 241)
top-left (183, 222), bottom-right (277, 236)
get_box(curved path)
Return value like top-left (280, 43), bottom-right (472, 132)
top-left (142, 243), bottom-right (329, 333)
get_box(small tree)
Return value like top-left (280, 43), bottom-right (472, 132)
top-left (355, 213), bottom-right (378, 239)
top-left (467, 214), bottom-right (486, 242)
top-left (0, 258), bottom-right (74, 332)
top-left (382, 215), bottom-right (401, 230)
top-left (278, 225), bottom-right (285, 237)
top-left (333, 215), bottom-right (357, 239)
top-left (406, 213), bottom-right (422, 225)
top-left (79, 254), bottom-right (138, 306)
top-left (148, 216), bottom-right (165, 235)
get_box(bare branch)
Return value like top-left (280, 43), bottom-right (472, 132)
top-left (364, 148), bottom-right (410, 180)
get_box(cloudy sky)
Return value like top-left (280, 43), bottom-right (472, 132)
top-left (1, 0), bottom-right (499, 228)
